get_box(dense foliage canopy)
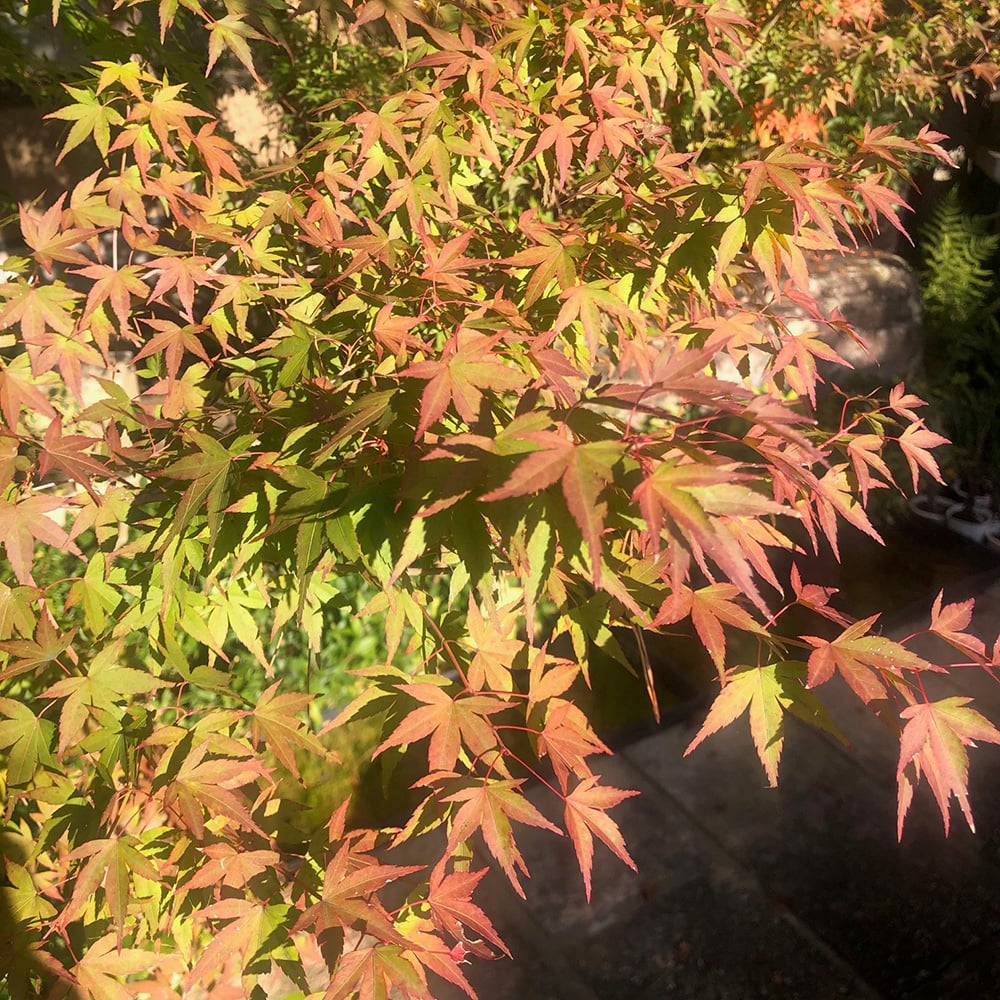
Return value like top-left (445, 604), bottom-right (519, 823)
top-left (1, 1), bottom-right (999, 997)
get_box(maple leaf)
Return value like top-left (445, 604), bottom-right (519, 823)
top-left (685, 661), bottom-right (836, 786)
top-left (928, 591), bottom-right (986, 659)
top-left (19, 195), bottom-right (99, 270)
top-left (633, 459), bottom-right (780, 612)
top-left (0, 492), bottom-right (75, 586)
top-left (897, 697), bottom-right (1000, 837)
top-left (803, 615), bottom-right (940, 705)
top-left (789, 563), bottom-right (851, 627)
top-left (130, 82), bottom-right (209, 156)
top-left (482, 429), bottom-right (624, 585)
top-left (43, 644), bottom-right (166, 755)
top-left (443, 778), bottom-right (562, 897)
top-left (155, 429), bottom-right (235, 544)
top-left (564, 776), bottom-right (639, 902)
top-left (374, 682), bottom-right (508, 772)
top-left (134, 318), bottom-right (212, 378)
top-left (537, 698), bottom-right (611, 792)
top-left (188, 898), bottom-right (295, 988)
top-left (687, 584), bottom-right (767, 677)
top-left (162, 739), bottom-right (266, 839)
top-left (855, 171), bottom-right (913, 240)
top-left (425, 863), bottom-right (509, 958)
top-left (72, 933), bottom-right (178, 1000)
top-left (846, 432), bottom-right (894, 504)
top-left (190, 120), bottom-right (244, 190)
top-left (206, 13), bottom-right (266, 81)
top-left (0, 353), bottom-right (57, 429)
top-left (399, 924), bottom-right (477, 999)
top-left (250, 682), bottom-right (328, 781)
top-left (59, 836), bottom-right (159, 946)
top-left (0, 697), bottom-right (55, 785)
top-left (2, 860), bottom-right (57, 926)
top-left (183, 843), bottom-right (280, 892)
top-left (504, 227), bottom-right (579, 307)
top-left (898, 421), bottom-right (949, 492)
top-left (464, 600), bottom-right (523, 692)
top-left (526, 648), bottom-right (579, 711)
top-left (532, 111), bottom-right (589, 186)
top-left (46, 85), bottom-right (124, 161)
top-left (323, 943), bottom-right (430, 1000)
top-left (0, 615), bottom-right (76, 682)
top-left (294, 846), bottom-right (423, 942)
top-left (37, 416), bottom-right (111, 500)
top-left (0, 280), bottom-right (80, 351)
top-left (404, 330), bottom-right (527, 437)
top-left (72, 262), bottom-right (148, 332)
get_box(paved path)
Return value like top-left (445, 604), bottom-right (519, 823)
top-left (437, 568), bottom-right (1000, 1000)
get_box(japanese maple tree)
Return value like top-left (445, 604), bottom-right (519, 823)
top-left (1, 1), bottom-right (999, 998)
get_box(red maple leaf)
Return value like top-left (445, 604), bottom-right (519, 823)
top-left (803, 615), bottom-right (940, 704)
top-left (19, 195), bottom-right (98, 271)
top-left (928, 591), bottom-right (986, 659)
top-left (898, 422), bottom-right (949, 492)
top-left (374, 682), bottom-right (508, 772)
top-left (404, 330), bottom-right (527, 437)
top-left (0, 492), bottom-right (75, 586)
top-left (482, 428), bottom-right (624, 585)
top-left (537, 698), bottom-right (610, 792)
top-left (425, 862), bottom-right (509, 958)
top-left (897, 697), bottom-right (1000, 837)
top-left (37, 416), bottom-right (111, 500)
top-left (443, 779), bottom-right (562, 897)
top-left (563, 776), bottom-right (638, 902)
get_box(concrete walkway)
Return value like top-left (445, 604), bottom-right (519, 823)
top-left (437, 568), bottom-right (1000, 1000)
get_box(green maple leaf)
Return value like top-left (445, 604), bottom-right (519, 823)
top-left (2, 861), bottom-right (57, 926)
top-left (156, 429), bottom-right (240, 545)
top-left (46, 86), bottom-right (125, 160)
top-left (206, 14), bottom-right (266, 80)
top-left (67, 552), bottom-right (123, 636)
top-left (685, 661), bottom-right (838, 786)
top-left (42, 643), bottom-right (166, 755)
top-left (250, 682), bottom-right (328, 781)
top-left (0, 581), bottom-right (35, 641)
top-left (0, 698), bottom-right (55, 786)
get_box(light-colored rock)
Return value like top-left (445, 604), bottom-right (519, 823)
top-left (743, 250), bottom-right (925, 388)
top-left (216, 86), bottom-right (295, 166)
